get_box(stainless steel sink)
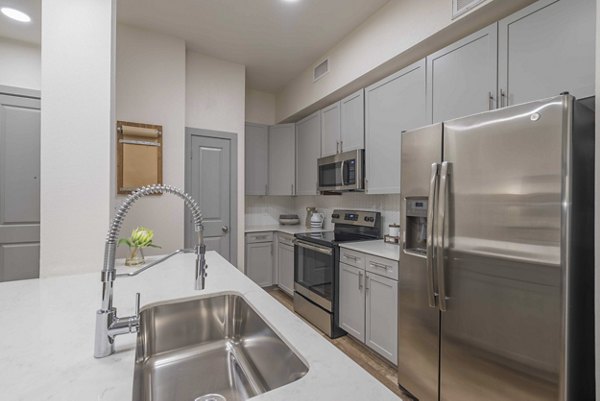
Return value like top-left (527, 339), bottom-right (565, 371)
top-left (132, 294), bottom-right (309, 401)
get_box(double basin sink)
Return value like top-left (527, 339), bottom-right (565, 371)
top-left (132, 294), bottom-right (309, 401)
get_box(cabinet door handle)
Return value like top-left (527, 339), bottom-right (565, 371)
top-left (340, 140), bottom-right (343, 153)
top-left (500, 89), bottom-right (507, 108)
top-left (365, 276), bottom-right (370, 292)
top-left (358, 270), bottom-right (363, 290)
top-left (336, 141), bottom-right (340, 154)
top-left (488, 91), bottom-right (495, 110)
top-left (344, 254), bottom-right (358, 261)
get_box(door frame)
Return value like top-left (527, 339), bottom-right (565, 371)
top-left (184, 127), bottom-right (238, 266)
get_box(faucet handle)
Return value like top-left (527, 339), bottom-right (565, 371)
top-left (134, 292), bottom-right (141, 317)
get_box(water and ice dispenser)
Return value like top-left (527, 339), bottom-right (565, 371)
top-left (404, 198), bottom-right (428, 255)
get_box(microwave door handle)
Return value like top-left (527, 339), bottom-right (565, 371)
top-left (340, 160), bottom-right (345, 187)
top-left (436, 161), bottom-right (450, 312)
top-left (426, 163), bottom-right (439, 308)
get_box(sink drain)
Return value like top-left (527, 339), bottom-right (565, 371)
top-left (195, 394), bottom-right (226, 401)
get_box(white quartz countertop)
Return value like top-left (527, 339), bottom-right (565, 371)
top-left (245, 224), bottom-right (328, 235)
top-left (0, 251), bottom-right (401, 401)
top-left (339, 240), bottom-right (401, 261)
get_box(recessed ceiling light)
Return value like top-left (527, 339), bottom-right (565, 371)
top-left (282, 0), bottom-right (300, 3)
top-left (1, 7), bottom-right (31, 23)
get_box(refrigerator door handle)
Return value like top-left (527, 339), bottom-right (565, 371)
top-left (426, 163), bottom-right (439, 308)
top-left (436, 161), bottom-right (450, 312)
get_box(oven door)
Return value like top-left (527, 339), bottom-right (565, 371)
top-left (294, 239), bottom-right (335, 311)
top-left (318, 149), bottom-right (364, 192)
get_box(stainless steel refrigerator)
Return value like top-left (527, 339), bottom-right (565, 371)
top-left (398, 95), bottom-right (595, 401)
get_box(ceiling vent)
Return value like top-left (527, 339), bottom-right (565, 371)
top-left (452, 0), bottom-right (486, 19)
top-left (313, 59), bottom-right (329, 82)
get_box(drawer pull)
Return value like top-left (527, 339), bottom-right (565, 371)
top-left (370, 261), bottom-right (391, 271)
top-left (344, 254), bottom-right (359, 261)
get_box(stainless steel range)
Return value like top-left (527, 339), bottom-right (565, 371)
top-left (293, 209), bottom-right (382, 338)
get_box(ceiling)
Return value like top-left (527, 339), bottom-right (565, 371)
top-left (117, 0), bottom-right (390, 92)
top-left (0, 0), bottom-right (41, 44)
top-left (0, 0), bottom-right (390, 93)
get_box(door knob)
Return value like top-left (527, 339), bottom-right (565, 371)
top-left (222, 226), bottom-right (229, 233)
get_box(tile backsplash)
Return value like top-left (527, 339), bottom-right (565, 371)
top-left (246, 193), bottom-right (400, 233)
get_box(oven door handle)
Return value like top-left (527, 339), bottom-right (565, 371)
top-left (294, 240), bottom-right (333, 256)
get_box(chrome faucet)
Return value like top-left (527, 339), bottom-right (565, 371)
top-left (94, 185), bottom-right (206, 358)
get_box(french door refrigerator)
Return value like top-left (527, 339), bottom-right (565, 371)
top-left (398, 95), bottom-right (595, 401)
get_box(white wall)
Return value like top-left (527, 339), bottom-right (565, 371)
top-left (246, 89), bottom-right (276, 125)
top-left (186, 51), bottom-right (246, 268)
top-left (40, 0), bottom-right (115, 276)
top-left (115, 24), bottom-right (186, 257)
top-left (276, 0), bottom-right (534, 122)
top-left (0, 37), bottom-right (40, 90)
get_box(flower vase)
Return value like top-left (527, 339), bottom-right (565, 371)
top-left (125, 247), bottom-right (145, 266)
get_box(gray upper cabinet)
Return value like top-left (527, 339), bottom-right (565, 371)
top-left (245, 123), bottom-right (269, 195)
top-left (296, 111), bottom-right (321, 195)
top-left (268, 124), bottom-right (296, 196)
top-left (498, 0), bottom-right (596, 107)
top-left (365, 59), bottom-right (427, 195)
top-left (427, 23), bottom-right (498, 123)
top-left (340, 89), bottom-right (365, 153)
top-left (320, 102), bottom-right (341, 157)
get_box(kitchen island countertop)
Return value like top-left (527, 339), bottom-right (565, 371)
top-left (0, 251), bottom-right (401, 401)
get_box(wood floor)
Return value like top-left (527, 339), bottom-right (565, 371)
top-left (267, 288), bottom-right (405, 399)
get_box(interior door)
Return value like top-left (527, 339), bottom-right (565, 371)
top-left (428, 23), bottom-right (498, 123)
top-left (190, 135), bottom-right (231, 260)
top-left (0, 93), bottom-right (40, 282)
top-left (440, 98), bottom-right (566, 401)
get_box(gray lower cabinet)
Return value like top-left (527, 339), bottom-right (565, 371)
top-left (296, 111), bottom-right (321, 195)
top-left (340, 89), bottom-right (365, 153)
top-left (321, 102), bottom-right (341, 157)
top-left (365, 59), bottom-right (428, 195)
top-left (245, 123), bottom-right (269, 195)
top-left (498, 0), bottom-right (596, 106)
top-left (268, 124), bottom-right (296, 195)
top-left (427, 23), bottom-right (498, 124)
top-left (277, 236), bottom-right (295, 296)
top-left (0, 93), bottom-right (41, 282)
top-left (339, 251), bottom-right (399, 364)
top-left (365, 272), bottom-right (398, 365)
top-left (339, 262), bottom-right (366, 342)
top-left (245, 233), bottom-right (273, 287)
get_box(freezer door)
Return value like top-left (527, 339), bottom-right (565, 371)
top-left (439, 97), bottom-right (567, 401)
top-left (398, 123), bottom-right (442, 401)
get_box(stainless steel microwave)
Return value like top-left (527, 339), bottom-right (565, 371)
top-left (317, 149), bottom-right (365, 192)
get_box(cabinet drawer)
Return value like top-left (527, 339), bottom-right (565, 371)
top-left (246, 232), bottom-right (274, 244)
top-left (278, 233), bottom-right (295, 247)
top-left (366, 254), bottom-right (398, 280)
top-left (340, 248), bottom-right (366, 269)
